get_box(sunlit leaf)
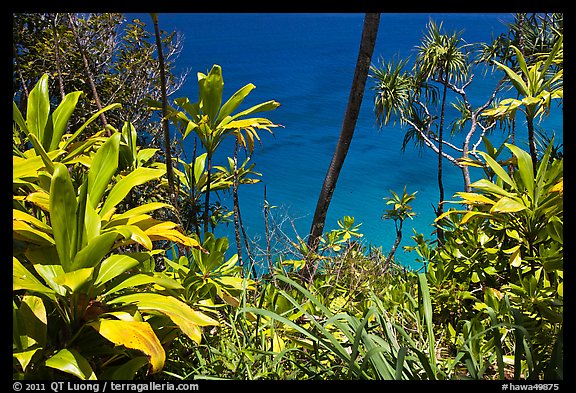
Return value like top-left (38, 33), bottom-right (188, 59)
top-left (45, 348), bottom-right (96, 380)
top-left (108, 293), bottom-right (218, 344)
top-left (490, 196), bottom-right (527, 213)
top-left (49, 163), bottom-right (78, 272)
top-left (89, 319), bottom-right (165, 374)
top-left (53, 267), bottom-right (94, 293)
top-left (100, 167), bottom-right (165, 218)
top-left (13, 257), bottom-right (55, 297)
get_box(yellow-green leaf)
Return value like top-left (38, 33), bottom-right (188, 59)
top-left (509, 247), bottom-right (522, 268)
top-left (455, 192), bottom-right (495, 205)
top-left (45, 348), bottom-right (97, 380)
top-left (13, 257), bottom-right (55, 297)
top-left (89, 319), bottom-right (165, 374)
top-left (53, 267), bottom-right (94, 293)
top-left (108, 293), bottom-right (218, 344)
top-left (490, 196), bottom-right (527, 213)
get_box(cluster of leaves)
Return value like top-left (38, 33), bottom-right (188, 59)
top-left (13, 75), bottom-right (218, 379)
top-left (428, 137), bottom-right (563, 379)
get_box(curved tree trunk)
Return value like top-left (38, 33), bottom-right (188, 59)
top-left (436, 69), bottom-right (449, 244)
top-left (304, 13), bottom-right (380, 283)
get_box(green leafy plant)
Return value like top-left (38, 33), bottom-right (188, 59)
top-left (13, 77), bottom-right (217, 379)
top-left (432, 138), bottom-right (563, 378)
top-left (152, 64), bottom-right (280, 236)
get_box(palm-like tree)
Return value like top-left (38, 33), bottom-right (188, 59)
top-left (381, 186), bottom-right (417, 271)
top-left (171, 65), bottom-right (280, 237)
top-left (483, 34), bottom-right (563, 172)
top-left (414, 20), bottom-right (469, 239)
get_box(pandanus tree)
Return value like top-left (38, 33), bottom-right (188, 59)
top-left (166, 64), bottom-right (280, 238)
top-left (413, 20), bottom-right (469, 239)
top-left (483, 34), bottom-right (563, 173)
top-left (371, 20), bottom-right (472, 241)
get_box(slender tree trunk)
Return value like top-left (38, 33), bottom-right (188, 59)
top-left (67, 13), bottom-right (108, 129)
top-left (232, 141), bottom-right (244, 268)
top-left (383, 221), bottom-right (403, 272)
top-left (151, 13), bottom-right (177, 207)
top-left (51, 13), bottom-right (66, 101)
top-left (305, 13), bottom-right (380, 283)
top-left (436, 70), bottom-right (449, 244)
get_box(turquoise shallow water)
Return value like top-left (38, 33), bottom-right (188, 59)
top-left (126, 13), bottom-right (563, 270)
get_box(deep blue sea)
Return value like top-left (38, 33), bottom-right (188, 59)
top-left (126, 13), bottom-right (563, 270)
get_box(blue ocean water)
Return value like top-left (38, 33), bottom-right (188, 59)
top-left (126, 13), bottom-right (563, 270)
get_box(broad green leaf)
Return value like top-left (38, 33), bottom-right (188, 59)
top-left (73, 179), bottom-right (89, 256)
top-left (13, 220), bottom-right (55, 246)
top-left (121, 122), bottom-right (137, 165)
top-left (50, 91), bottom-right (82, 151)
top-left (471, 179), bottom-right (516, 199)
top-left (62, 103), bottom-right (122, 149)
top-left (24, 132), bottom-right (55, 175)
top-left (494, 60), bottom-right (528, 97)
top-left (45, 348), bottom-right (97, 380)
top-left (490, 196), bottom-right (527, 213)
top-left (477, 151), bottom-right (515, 190)
top-left (105, 224), bottom-right (152, 250)
top-left (547, 216), bottom-right (563, 245)
top-left (94, 254), bottom-right (140, 288)
top-left (13, 101), bottom-right (29, 135)
top-left (13, 150), bottom-right (64, 180)
top-left (100, 167), bottom-right (165, 218)
top-left (198, 65), bottom-right (224, 124)
top-left (24, 247), bottom-right (67, 296)
top-left (84, 196), bottom-right (101, 244)
top-left (102, 273), bottom-right (183, 297)
top-left (215, 83), bottom-right (256, 124)
top-left (505, 143), bottom-right (535, 198)
top-left (143, 220), bottom-right (202, 249)
top-left (87, 133), bottom-right (121, 208)
top-left (509, 247), bottom-right (522, 268)
top-left (13, 257), bottom-right (55, 297)
top-left (53, 267), bottom-right (94, 293)
top-left (14, 348), bottom-right (41, 372)
top-left (89, 319), bottom-right (165, 374)
top-left (109, 293), bottom-right (218, 343)
top-left (24, 191), bottom-right (51, 212)
top-left (49, 163), bottom-right (78, 272)
top-left (228, 100), bottom-right (281, 121)
top-left (194, 153), bottom-right (207, 184)
top-left (136, 148), bottom-right (158, 167)
top-left (27, 74), bottom-right (50, 145)
top-left (17, 295), bottom-right (47, 348)
top-left (418, 272), bottom-right (437, 376)
top-left (460, 211), bottom-right (492, 225)
top-left (106, 202), bottom-right (174, 224)
top-left (71, 232), bottom-right (118, 270)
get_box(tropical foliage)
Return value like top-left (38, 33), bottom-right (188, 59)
top-left (13, 12), bottom-right (562, 382)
